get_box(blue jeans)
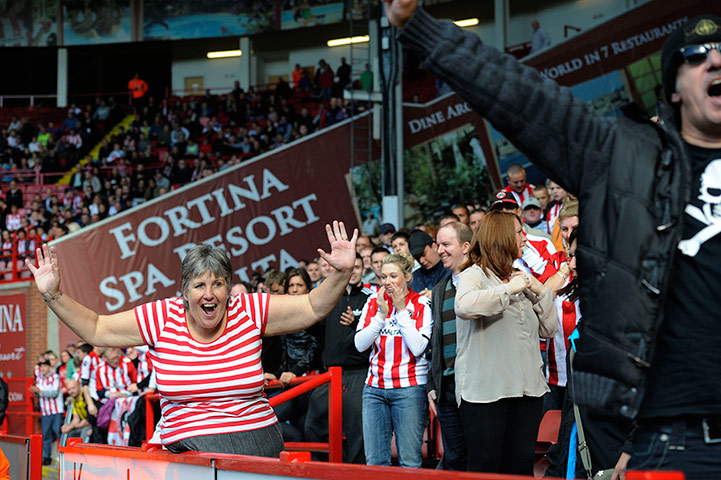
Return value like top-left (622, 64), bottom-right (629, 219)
top-left (629, 419), bottom-right (721, 480)
top-left (435, 376), bottom-right (467, 470)
top-left (362, 384), bottom-right (428, 468)
top-left (41, 413), bottom-right (62, 459)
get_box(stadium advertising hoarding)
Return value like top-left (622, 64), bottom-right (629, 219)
top-left (0, 294), bottom-right (27, 380)
top-left (54, 123), bottom-right (359, 319)
top-left (492, 0), bottom-right (716, 183)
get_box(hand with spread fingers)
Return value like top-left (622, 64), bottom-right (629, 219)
top-left (317, 220), bottom-right (358, 273)
top-left (26, 244), bottom-right (61, 297)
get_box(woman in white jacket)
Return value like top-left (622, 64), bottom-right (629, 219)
top-left (454, 210), bottom-right (557, 474)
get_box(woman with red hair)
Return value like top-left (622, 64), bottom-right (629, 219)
top-left (455, 210), bottom-right (557, 474)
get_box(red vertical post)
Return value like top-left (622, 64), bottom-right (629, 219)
top-left (29, 434), bottom-right (42, 480)
top-left (145, 394), bottom-right (155, 443)
top-left (327, 366), bottom-right (343, 463)
top-left (25, 379), bottom-right (34, 436)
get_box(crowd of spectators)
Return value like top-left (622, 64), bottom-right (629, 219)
top-left (205, 164), bottom-right (584, 473)
top-left (0, 65), bottom-right (368, 278)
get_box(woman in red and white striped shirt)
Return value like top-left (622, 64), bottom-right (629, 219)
top-left (355, 252), bottom-right (433, 468)
top-left (27, 221), bottom-right (358, 457)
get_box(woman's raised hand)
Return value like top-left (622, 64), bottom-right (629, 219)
top-left (317, 221), bottom-right (358, 273)
top-left (26, 244), bottom-right (61, 296)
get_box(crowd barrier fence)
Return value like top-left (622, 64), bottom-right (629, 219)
top-left (144, 367), bottom-right (344, 462)
top-left (0, 433), bottom-right (41, 480)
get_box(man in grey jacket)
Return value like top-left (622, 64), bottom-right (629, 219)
top-left (384, 1), bottom-right (721, 478)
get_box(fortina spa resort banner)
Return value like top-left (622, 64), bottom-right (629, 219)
top-left (53, 122), bottom-right (360, 317)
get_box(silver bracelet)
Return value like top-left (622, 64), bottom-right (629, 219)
top-left (42, 291), bottom-right (63, 304)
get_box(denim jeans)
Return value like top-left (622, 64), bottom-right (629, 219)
top-left (435, 376), bottom-right (467, 470)
top-left (629, 419), bottom-right (721, 480)
top-left (41, 413), bottom-right (62, 459)
top-left (362, 384), bottom-right (428, 468)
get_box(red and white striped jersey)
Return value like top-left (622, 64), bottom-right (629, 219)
top-left (357, 290), bottom-right (432, 389)
top-left (545, 202), bottom-right (562, 235)
top-left (81, 350), bottom-right (102, 400)
top-left (123, 350), bottom-right (153, 383)
top-left (95, 360), bottom-right (138, 402)
top-left (134, 294), bottom-right (277, 446)
top-left (36, 373), bottom-right (64, 416)
top-left (363, 283), bottom-right (380, 294)
top-left (503, 183), bottom-right (535, 207)
top-left (547, 279), bottom-right (581, 387)
top-left (516, 230), bottom-right (559, 283)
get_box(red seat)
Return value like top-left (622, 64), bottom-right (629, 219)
top-left (535, 409), bottom-right (562, 455)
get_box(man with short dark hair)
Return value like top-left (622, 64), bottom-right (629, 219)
top-left (379, 223), bottom-right (396, 249)
top-left (305, 254), bottom-right (372, 464)
top-left (386, 3), bottom-right (721, 475)
top-left (439, 213), bottom-right (461, 227)
top-left (451, 205), bottom-right (470, 226)
top-left (366, 246), bottom-right (389, 291)
top-left (503, 164), bottom-right (534, 206)
top-left (408, 230), bottom-right (450, 295)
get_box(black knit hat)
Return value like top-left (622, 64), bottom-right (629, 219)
top-left (662, 14), bottom-right (721, 104)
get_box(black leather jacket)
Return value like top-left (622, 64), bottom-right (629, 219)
top-left (399, 9), bottom-right (689, 418)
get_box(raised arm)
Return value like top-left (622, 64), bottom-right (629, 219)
top-left (265, 221), bottom-right (357, 336)
top-left (26, 244), bottom-right (144, 348)
top-left (385, 0), bottom-right (617, 197)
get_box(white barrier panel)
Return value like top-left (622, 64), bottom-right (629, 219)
top-left (0, 437), bottom-right (28, 480)
top-left (61, 450), bottom-right (213, 480)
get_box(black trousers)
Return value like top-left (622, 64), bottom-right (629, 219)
top-left (304, 368), bottom-right (366, 464)
top-left (459, 396), bottom-right (543, 474)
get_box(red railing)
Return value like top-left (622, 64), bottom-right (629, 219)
top-left (4, 378), bottom-right (40, 437)
top-left (0, 235), bottom-right (48, 285)
top-left (143, 367), bottom-right (344, 462)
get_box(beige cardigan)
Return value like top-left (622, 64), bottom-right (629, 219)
top-left (454, 264), bottom-right (558, 405)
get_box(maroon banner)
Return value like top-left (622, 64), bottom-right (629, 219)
top-left (54, 122), bottom-right (360, 316)
top-left (403, 95), bottom-right (502, 189)
top-left (524, 0), bottom-right (718, 86)
top-left (0, 294), bottom-right (27, 379)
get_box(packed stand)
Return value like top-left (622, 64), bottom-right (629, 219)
top-left (0, 63), bottom-right (368, 280)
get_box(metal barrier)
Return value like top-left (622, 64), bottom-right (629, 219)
top-left (144, 367), bottom-right (344, 462)
top-left (0, 434), bottom-right (42, 480)
top-left (59, 437), bottom-right (686, 480)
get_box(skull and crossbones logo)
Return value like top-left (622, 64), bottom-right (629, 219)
top-left (678, 159), bottom-right (721, 257)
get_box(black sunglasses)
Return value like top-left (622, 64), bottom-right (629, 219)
top-left (679, 42), bottom-right (721, 65)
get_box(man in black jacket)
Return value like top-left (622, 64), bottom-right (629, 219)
top-left (304, 254), bottom-right (372, 464)
top-left (384, 1), bottom-right (721, 477)
top-left (427, 222), bottom-right (471, 470)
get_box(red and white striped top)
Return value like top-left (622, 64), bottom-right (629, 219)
top-left (545, 202), bottom-right (562, 235)
top-left (81, 350), bottom-right (102, 400)
top-left (37, 373), bottom-right (64, 416)
top-left (356, 290), bottom-right (433, 389)
top-left (547, 279), bottom-right (581, 387)
top-left (503, 183), bottom-right (535, 207)
top-left (96, 361), bottom-right (138, 402)
top-left (517, 230), bottom-right (559, 283)
top-left (134, 294), bottom-right (276, 446)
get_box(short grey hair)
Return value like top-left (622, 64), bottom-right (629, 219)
top-left (181, 244), bottom-right (233, 303)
